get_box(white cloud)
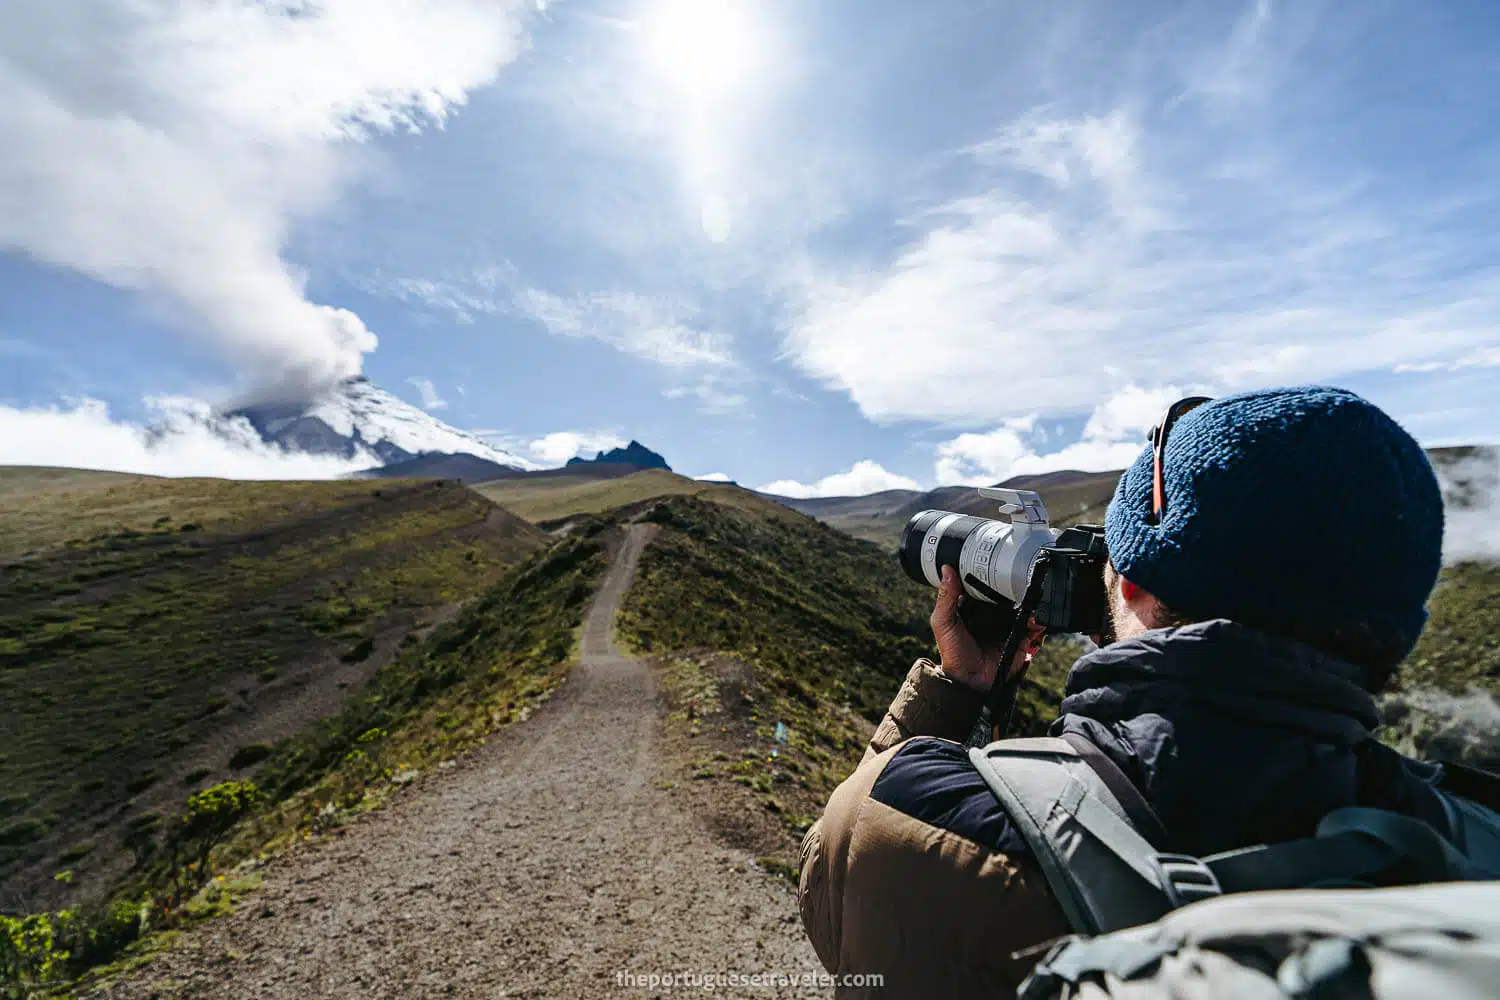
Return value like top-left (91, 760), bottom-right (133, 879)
top-left (934, 385), bottom-right (1180, 485)
top-left (759, 460), bottom-right (921, 499)
top-left (382, 276), bottom-right (505, 326)
top-left (1395, 347), bottom-right (1500, 375)
top-left (516, 288), bottom-right (736, 369)
top-left (1436, 448), bottom-right (1500, 564)
top-left (935, 419), bottom-right (1040, 487)
top-left (782, 99), bottom-right (1500, 425)
top-left (1079, 385), bottom-right (1186, 443)
top-left (0, 397), bottom-right (373, 479)
top-left (0, 0), bottom-right (533, 398)
top-left (405, 376), bottom-right (448, 411)
top-left (695, 472), bottom-right (733, 482)
top-left (373, 270), bottom-right (741, 374)
top-left (526, 430), bottom-right (628, 466)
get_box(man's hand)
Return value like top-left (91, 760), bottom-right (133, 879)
top-left (931, 565), bottom-right (1045, 693)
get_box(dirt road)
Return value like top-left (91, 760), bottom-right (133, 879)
top-left (105, 525), bottom-right (824, 999)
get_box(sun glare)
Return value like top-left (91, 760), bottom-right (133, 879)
top-left (640, 0), bottom-right (758, 104)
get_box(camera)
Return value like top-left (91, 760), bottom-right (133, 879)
top-left (898, 488), bottom-right (1108, 639)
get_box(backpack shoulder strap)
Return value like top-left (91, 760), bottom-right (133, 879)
top-left (1440, 793), bottom-right (1500, 875)
top-left (968, 738), bottom-right (1174, 935)
top-left (1057, 732), bottom-right (1168, 847)
top-left (1438, 760), bottom-right (1500, 812)
top-left (1202, 805), bottom-right (1492, 892)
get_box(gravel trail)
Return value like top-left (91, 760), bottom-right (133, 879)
top-left (103, 525), bottom-right (823, 999)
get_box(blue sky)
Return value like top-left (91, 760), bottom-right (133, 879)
top-left (2, 0), bottom-right (1499, 494)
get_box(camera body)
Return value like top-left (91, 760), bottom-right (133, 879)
top-left (898, 488), bottom-right (1108, 637)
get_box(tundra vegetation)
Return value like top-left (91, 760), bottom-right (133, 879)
top-left (0, 468), bottom-right (603, 995)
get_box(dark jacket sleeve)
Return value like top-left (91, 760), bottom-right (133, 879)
top-left (798, 661), bottom-right (1069, 998)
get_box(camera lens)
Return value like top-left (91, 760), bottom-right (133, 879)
top-left (899, 508), bottom-right (1055, 605)
top-left (899, 511), bottom-right (988, 588)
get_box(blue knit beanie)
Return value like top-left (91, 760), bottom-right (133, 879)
top-left (1104, 386), bottom-right (1444, 668)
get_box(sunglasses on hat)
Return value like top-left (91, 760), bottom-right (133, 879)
top-left (1148, 396), bottom-right (1213, 523)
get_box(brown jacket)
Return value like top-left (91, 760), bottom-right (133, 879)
top-left (798, 660), bottom-right (1069, 998)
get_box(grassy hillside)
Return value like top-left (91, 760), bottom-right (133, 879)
top-left (474, 468), bottom-right (802, 526)
top-left (3, 500), bottom-right (606, 994)
top-left (0, 468), bottom-right (546, 909)
top-left (613, 495), bottom-right (931, 872)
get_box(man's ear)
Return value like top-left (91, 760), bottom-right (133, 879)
top-left (1119, 576), bottom-right (1173, 629)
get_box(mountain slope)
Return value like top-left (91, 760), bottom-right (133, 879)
top-left (231, 378), bottom-right (536, 470)
top-left (0, 467), bottom-right (546, 909)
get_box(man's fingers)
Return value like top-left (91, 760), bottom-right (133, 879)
top-left (931, 565), bottom-right (961, 633)
top-left (1026, 619), bottom-right (1047, 652)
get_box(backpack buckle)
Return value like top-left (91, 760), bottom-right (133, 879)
top-left (1148, 853), bottom-right (1222, 908)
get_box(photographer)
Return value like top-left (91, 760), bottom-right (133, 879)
top-left (797, 387), bottom-right (1459, 997)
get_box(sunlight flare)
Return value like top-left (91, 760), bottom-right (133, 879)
top-left (640, 0), bottom-right (759, 104)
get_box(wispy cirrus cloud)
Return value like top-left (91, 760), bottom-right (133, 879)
top-left (515, 288), bottom-right (737, 369)
top-left (405, 376), bottom-right (448, 411)
top-left (369, 268), bottom-right (739, 373)
top-left (661, 375), bottom-right (749, 413)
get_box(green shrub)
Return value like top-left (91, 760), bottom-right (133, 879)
top-left (1, 910), bottom-right (78, 993)
top-left (163, 781), bottom-right (260, 896)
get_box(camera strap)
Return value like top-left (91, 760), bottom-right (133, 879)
top-left (984, 552), bottom-right (1054, 742)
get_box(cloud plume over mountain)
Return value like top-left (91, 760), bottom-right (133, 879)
top-left (0, 0), bottom-right (535, 400)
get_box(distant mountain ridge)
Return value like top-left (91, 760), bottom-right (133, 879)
top-left (766, 447), bottom-right (1487, 550)
top-left (567, 440), bottom-right (670, 472)
top-left (357, 452), bottom-right (531, 484)
top-left (765, 469), bottom-right (1123, 548)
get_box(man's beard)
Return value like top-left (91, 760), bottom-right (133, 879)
top-left (1098, 595), bottom-right (1120, 648)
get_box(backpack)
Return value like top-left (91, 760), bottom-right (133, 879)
top-left (1016, 882), bottom-right (1500, 1000)
top-left (967, 736), bottom-right (1500, 938)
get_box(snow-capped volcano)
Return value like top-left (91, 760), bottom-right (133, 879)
top-left (231, 377), bottom-right (537, 471)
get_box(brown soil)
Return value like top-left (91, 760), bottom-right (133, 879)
top-left (98, 525), bottom-right (826, 999)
